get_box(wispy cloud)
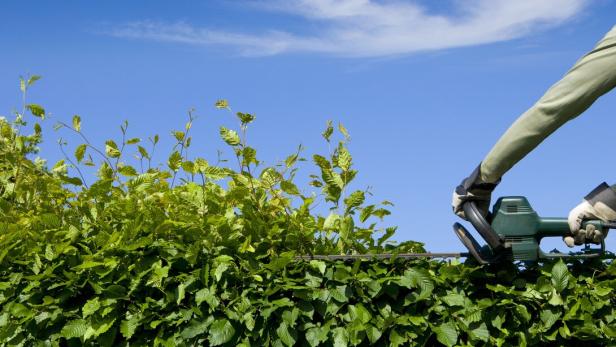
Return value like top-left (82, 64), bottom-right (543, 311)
top-left (106, 0), bottom-right (588, 57)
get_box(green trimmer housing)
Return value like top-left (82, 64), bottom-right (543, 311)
top-left (454, 197), bottom-right (616, 264)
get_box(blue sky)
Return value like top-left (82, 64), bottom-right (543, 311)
top-left (1, 0), bottom-right (616, 253)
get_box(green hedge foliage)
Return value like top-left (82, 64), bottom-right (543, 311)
top-left (0, 77), bottom-right (615, 346)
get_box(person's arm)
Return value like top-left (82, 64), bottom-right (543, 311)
top-left (480, 26), bottom-right (616, 182)
top-left (453, 25), bottom-right (616, 222)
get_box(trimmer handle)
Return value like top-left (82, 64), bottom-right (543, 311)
top-left (462, 201), bottom-right (504, 252)
top-left (600, 221), bottom-right (616, 229)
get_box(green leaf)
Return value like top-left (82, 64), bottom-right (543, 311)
top-left (208, 319), bottom-right (235, 346)
top-left (548, 288), bottom-right (564, 306)
top-left (137, 145), bottom-right (149, 159)
top-left (337, 146), bottom-right (352, 171)
top-left (176, 283), bottom-right (186, 305)
top-left (338, 122), bottom-right (350, 140)
top-left (105, 140), bottom-right (121, 158)
top-left (181, 319), bottom-right (212, 339)
top-left (72, 115), bottom-right (81, 132)
top-left (82, 297), bottom-right (100, 318)
top-left (332, 327), bottom-right (349, 347)
top-left (469, 322), bottom-right (489, 342)
top-left (126, 137), bottom-right (141, 144)
top-left (323, 213), bottom-right (340, 230)
top-left (75, 144), bottom-right (87, 163)
top-left (442, 293), bottom-right (465, 307)
top-left (27, 104), bottom-right (45, 119)
top-left (215, 99), bottom-right (229, 109)
top-left (551, 260), bottom-right (569, 292)
top-left (27, 75), bottom-right (41, 87)
top-left (61, 319), bottom-right (88, 339)
top-left (236, 112), bottom-right (255, 125)
top-left (366, 325), bottom-right (382, 344)
top-left (280, 180), bottom-right (300, 195)
top-left (322, 120), bottom-right (334, 142)
top-left (348, 303), bottom-right (371, 324)
top-left (173, 131), bottom-right (185, 142)
top-left (434, 321), bottom-right (458, 347)
top-left (220, 126), bottom-right (240, 146)
top-left (309, 260), bottom-right (326, 275)
top-left (120, 314), bottom-right (140, 339)
top-left (344, 190), bottom-right (364, 212)
top-left (405, 268), bottom-right (434, 300)
top-left (306, 326), bottom-right (328, 347)
top-left (276, 322), bottom-right (297, 347)
top-left (196, 288), bottom-right (220, 308)
top-left (118, 165), bottom-right (138, 177)
top-left (168, 151), bottom-right (182, 171)
top-left (540, 308), bottom-right (561, 330)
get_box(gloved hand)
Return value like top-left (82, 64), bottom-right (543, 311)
top-left (452, 164), bottom-right (500, 220)
top-left (564, 182), bottom-right (616, 247)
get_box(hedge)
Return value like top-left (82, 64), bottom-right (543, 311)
top-left (0, 77), bottom-right (614, 346)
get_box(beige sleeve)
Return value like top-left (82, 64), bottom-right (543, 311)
top-left (480, 25), bottom-right (616, 183)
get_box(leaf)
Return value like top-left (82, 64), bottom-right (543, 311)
top-left (220, 126), bottom-right (240, 146)
top-left (441, 293), bottom-right (465, 307)
top-left (469, 322), bottom-right (489, 342)
top-left (337, 146), bottom-right (352, 171)
top-left (215, 99), bottom-right (229, 109)
top-left (280, 180), bottom-right (300, 195)
top-left (120, 314), bottom-right (140, 339)
top-left (168, 151), bottom-right (182, 171)
top-left (27, 104), bottom-right (45, 119)
top-left (72, 115), bottom-right (81, 132)
top-left (540, 308), bottom-right (561, 330)
top-left (182, 160), bottom-right (196, 174)
top-left (405, 268), bottom-right (434, 300)
top-left (137, 145), bottom-right (149, 159)
top-left (176, 283), bottom-right (186, 305)
top-left (332, 327), bottom-right (349, 347)
top-left (344, 190), bottom-right (364, 212)
top-left (322, 120), bottom-right (333, 142)
top-left (173, 131), bottom-right (185, 142)
top-left (82, 297), bottom-right (100, 318)
top-left (338, 122), bottom-right (350, 140)
top-left (208, 319), bottom-right (235, 346)
top-left (434, 321), bottom-right (458, 347)
top-left (118, 165), bottom-right (138, 177)
top-left (551, 260), bottom-right (569, 292)
top-left (330, 285), bottom-right (350, 303)
top-left (548, 288), bottom-right (564, 306)
top-left (27, 75), bottom-right (41, 87)
top-left (105, 140), bottom-right (121, 158)
top-left (236, 112), bottom-right (255, 125)
top-left (276, 322), bottom-right (297, 347)
top-left (366, 325), bottom-right (382, 344)
top-left (181, 319), bottom-right (212, 339)
top-left (61, 319), bottom-right (88, 339)
top-left (214, 263), bottom-right (229, 282)
top-left (195, 288), bottom-right (220, 308)
top-left (309, 260), bottom-right (326, 275)
top-left (75, 144), bottom-right (87, 163)
top-left (348, 303), bottom-right (371, 324)
top-left (126, 137), bottom-right (141, 144)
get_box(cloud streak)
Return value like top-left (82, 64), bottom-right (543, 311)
top-left (107, 0), bottom-right (588, 57)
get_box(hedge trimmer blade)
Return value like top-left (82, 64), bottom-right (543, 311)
top-left (295, 252), bottom-right (469, 260)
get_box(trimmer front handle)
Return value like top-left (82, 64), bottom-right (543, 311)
top-left (455, 197), bottom-right (616, 263)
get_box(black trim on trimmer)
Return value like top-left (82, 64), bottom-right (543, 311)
top-left (462, 201), bottom-right (504, 252)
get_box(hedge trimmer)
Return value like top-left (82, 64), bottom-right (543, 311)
top-left (298, 196), bottom-right (616, 264)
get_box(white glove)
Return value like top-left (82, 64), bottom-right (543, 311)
top-left (564, 183), bottom-right (616, 247)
